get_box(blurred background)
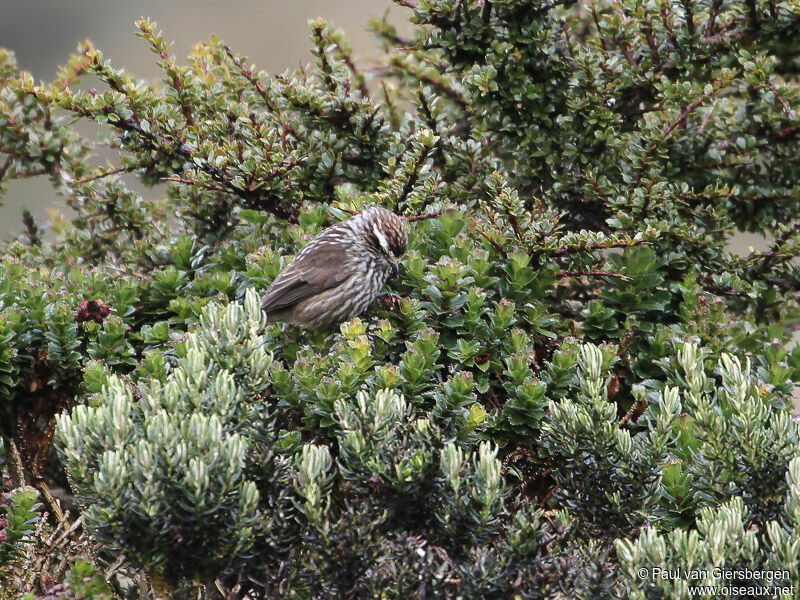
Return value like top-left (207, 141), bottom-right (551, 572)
top-left (0, 0), bottom-right (402, 237)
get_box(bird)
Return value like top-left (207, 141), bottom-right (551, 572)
top-left (260, 206), bottom-right (407, 329)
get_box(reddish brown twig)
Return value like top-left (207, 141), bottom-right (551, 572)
top-left (635, 86), bottom-right (721, 184)
top-left (476, 229), bottom-right (509, 259)
top-left (696, 98), bottom-right (718, 134)
top-left (705, 0), bottom-right (721, 37)
top-left (591, 4), bottom-right (609, 53)
top-left (153, 44), bottom-right (194, 126)
top-left (406, 210), bottom-right (443, 222)
top-left (768, 80), bottom-right (795, 116)
top-left (0, 155), bottom-right (14, 182)
top-left (334, 206), bottom-right (358, 216)
top-left (224, 45), bottom-right (276, 111)
top-left (641, 16), bottom-right (660, 65)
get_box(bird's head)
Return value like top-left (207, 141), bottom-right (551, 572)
top-left (358, 207), bottom-right (407, 278)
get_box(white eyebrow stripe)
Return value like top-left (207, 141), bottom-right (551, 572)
top-left (372, 224), bottom-right (390, 254)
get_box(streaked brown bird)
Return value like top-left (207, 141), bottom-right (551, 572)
top-left (261, 207), bottom-right (407, 329)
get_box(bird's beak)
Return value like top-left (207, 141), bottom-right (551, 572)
top-left (390, 261), bottom-right (400, 279)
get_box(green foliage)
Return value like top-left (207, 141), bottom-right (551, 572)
top-left (56, 292), bottom-right (271, 581)
top-left (1, 0), bottom-right (800, 596)
top-left (541, 344), bottom-right (681, 536)
top-left (22, 560), bottom-right (113, 600)
top-left (618, 457), bottom-right (800, 600)
top-left (0, 487), bottom-right (41, 577)
top-left (56, 293), bottom-right (614, 597)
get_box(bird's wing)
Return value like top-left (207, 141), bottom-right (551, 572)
top-left (261, 243), bottom-right (356, 313)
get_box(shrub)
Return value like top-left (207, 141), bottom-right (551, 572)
top-left (0, 0), bottom-right (799, 597)
top-left (0, 487), bottom-right (41, 583)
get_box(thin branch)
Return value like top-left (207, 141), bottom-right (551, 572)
top-left (262, 156), bottom-right (309, 183)
top-left (385, 59), bottom-right (471, 112)
top-left (161, 176), bottom-right (228, 193)
top-left (13, 168), bottom-right (49, 178)
top-left (659, 6), bottom-right (681, 51)
top-left (334, 206), bottom-right (358, 216)
top-left (0, 154), bottom-right (13, 182)
top-left (4, 435), bottom-right (27, 487)
top-left (550, 238), bottom-right (649, 257)
top-left (35, 479), bottom-right (65, 523)
top-left (697, 159), bottom-right (754, 168)
top-left (745, 222), bottom-right (800, 273)
top-left (768, 80), bottom-right (795, 117)
top-left (696, 97), bottom-right (718, 134)
top-left (476, 229), bottom-right (509, 259)
top-left (224, 45), bottom-right (276, 111)
top-left (618, 41), bottom-right (639, 70)
top-left (503, 205), bottom-right (524, 243)
top-left (591, 4), bottom-right (609, 53)
top-left (73, 165), bottom-right (134, 185)
top-left (556, 270), bottom-right (633, 281)
top-left (156, 48), bottom-right (195, 126)
top-left (703, 283), bottom-right (747, 297)
top-left (773, 123), bottom-right (800, 141)
top-left (701, 29), bottom-right (747, 46)
top-left (53, 514), bottom-right (84, 549)
top-left (641, 16), bottom-right (660, 65)
top-left (338, 47), bottom-right (369, 98)
top-left (705, 0), bottom-right (722, 37)
top-left (396, 143), bottom-right (435, 208)
top-left (406, 209), bottom-right (442, 222)
top-left (635, 87), bottom-right (720, 184)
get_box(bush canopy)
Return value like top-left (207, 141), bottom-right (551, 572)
top-left (1, 0), bottom-right (800, 598)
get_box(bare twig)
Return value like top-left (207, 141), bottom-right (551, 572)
top-left (396, 143), bottom-right (436, 209)
top-left (0, 154), bottom-right (12, 182)
top-left (224, 45), bottom-right (276, 111)
top-left (35, 479), bottom-right (65, 523)
top-left (334, 206), bottom-right (358, 216)
top-left (696, 98), bottom-right (718, 134)
top-left (705, 0), bottom-right (722, 37)
top-left (338, 47), bottom-right (369, 98)
top-left (745, 222), bottom-right (800, 273)
top-left (406, 209), bottom-right (443, 222)
top-left (476, 229), bottom-right (509, 259)
top-left (768, 80), bottom-right (795, 116)
top-left (49, 514), bottom-right (84, 550)
top-left (4, 435), bottom-right (27, 487)
top-left (73, 165), bottom-right (134, 185)
top-left (641, 16), bottom-right (660, 65)
top-left (635, 86), bottom-right (721, 184)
